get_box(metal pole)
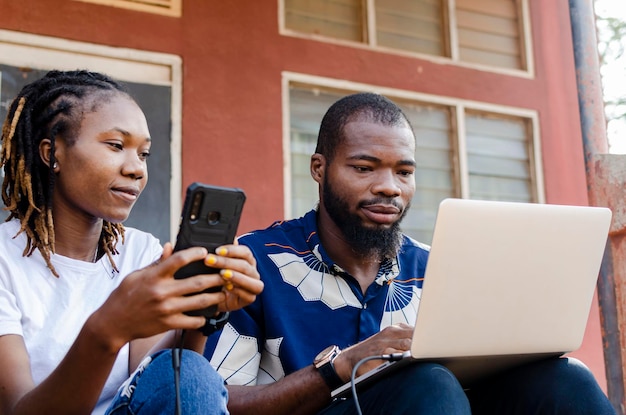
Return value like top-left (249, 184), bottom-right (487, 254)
top-left (569, 0), bottom-right (625, 412)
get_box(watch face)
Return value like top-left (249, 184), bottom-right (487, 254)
top-left (314, 345), bottom-right (339, 364)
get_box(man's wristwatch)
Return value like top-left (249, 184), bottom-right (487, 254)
top-left (313, 345), bottom-right (344, 390)
top-left (200, 311), bottom-right (230, 336)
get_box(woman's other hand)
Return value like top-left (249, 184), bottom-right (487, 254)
top-left (204, 243), bottom-right (263, 313)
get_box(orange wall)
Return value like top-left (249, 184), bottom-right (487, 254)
top-left (0, 0), bottom-right (608, 390)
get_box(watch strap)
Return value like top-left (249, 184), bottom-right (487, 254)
top-left (317, 356), bottom-right (344, 390)
top-left (200, 311), bottom-right (230, 336)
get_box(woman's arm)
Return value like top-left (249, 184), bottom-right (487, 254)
top-left (0, 244), bottom-right (261, 414)
top-left (0, 323), bottom-right (123, 415)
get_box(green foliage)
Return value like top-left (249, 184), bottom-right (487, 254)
top-left (597, 16), bottom-right (626, 64)
top-left (596, 10), bottom-right (626, 122)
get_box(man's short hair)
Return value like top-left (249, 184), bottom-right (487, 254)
top-left (315, 92), bottom-right (414, 162)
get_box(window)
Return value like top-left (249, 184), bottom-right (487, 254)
top-left (375, 0), bottom-right (448, 56)
top-left (283, 0), bottom-right (529, 72)
top-left (284, 0), bottom-right (364, 42)
top-left (465, 111), bottom-right (534, 201)
top-left (287, 82), bottom-right (540, 244)
top-left (75, 0), bottom-right (182, 17)
top-left (0, 29), bottom-right (183, 244)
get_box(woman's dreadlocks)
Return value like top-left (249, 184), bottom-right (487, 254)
top-left (0, 70), bottom-right (132, 277)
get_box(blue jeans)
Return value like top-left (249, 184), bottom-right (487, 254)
top-left (106, 349), bottom-right (229, 415)
top-left (319, 357), bottom-right (615, 415)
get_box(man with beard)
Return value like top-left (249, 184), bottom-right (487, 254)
top-left (203, 93), bottom-right (615, 415)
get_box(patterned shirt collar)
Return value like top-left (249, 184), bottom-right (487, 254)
top-left (300, 209), bottom-right (400, 286)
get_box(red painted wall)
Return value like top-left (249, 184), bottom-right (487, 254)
top-left (0, 0), bottom-right (608, 391)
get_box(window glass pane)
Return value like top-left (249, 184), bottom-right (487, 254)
top-left (465, 111), bottom-right (532, 202)
top-left (455, 0), bottom-right (523, 69)
top-left (375, 0), bottom-right (447, 56)
top-left (398, 102), bottom-right (455, 244)
top-left (289, 87), bottom-right (343, 217)
top-left (285, 0), bottom-right (364, 42)
top-left (291, 132), bottom-right (320, 214)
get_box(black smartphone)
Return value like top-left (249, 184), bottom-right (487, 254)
top-left (173, 182), bottom-right (246, 317)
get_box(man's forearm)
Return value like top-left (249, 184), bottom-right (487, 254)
top-left (226, 365), bottom-right (334, 415)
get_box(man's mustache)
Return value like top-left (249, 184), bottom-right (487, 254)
top-left (359, 198), bottom-right (404, 211)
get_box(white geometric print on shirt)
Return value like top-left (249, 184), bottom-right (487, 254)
top-left (211, 323), bottom-right (261, 385)
top-left (267, 245), bottom-right (361, 310)
top-left (258, 337), bottom-right (285, 384)
top-left (380, 284), bottom-right (422, 329)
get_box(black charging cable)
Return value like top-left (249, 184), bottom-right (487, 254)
top-left (172, 329), bottom-right (187, 415)
top-left (350, 353), bottom-right (405, 415)
top-left (170, 313), bottom-right (229, 415)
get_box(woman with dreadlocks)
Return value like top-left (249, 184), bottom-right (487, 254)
top-left (0, 70), bottom-right (263, 414)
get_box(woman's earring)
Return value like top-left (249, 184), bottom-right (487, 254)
top-left (52, 162), bottom-right (58, 170)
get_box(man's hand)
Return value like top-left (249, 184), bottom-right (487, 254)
top-left (331, 323), bottom-right (414, 382)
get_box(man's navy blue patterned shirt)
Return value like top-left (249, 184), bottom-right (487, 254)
top-left (204, 209), bottom-right (430, 385)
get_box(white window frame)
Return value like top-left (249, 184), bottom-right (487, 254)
top-left (74, 0), bottom-right (182, 17)
top-left (0, 29), bottom-right (183, 241)
top-left (281, 71), bottom-right (544, 218)
top-left (278, 0), bottom-right (535, 79)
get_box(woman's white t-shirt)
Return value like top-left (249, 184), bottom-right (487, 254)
top-left (0, 219), bottom-right (162, 414)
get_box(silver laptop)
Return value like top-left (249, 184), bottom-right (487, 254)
top-left (332, 198), bottom-right (612, 399)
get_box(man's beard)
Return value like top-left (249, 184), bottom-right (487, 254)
top-left (322, 176), bottom-right (407, 260)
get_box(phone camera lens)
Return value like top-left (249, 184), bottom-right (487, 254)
top-left (207, 211), bottom-right (221, 225)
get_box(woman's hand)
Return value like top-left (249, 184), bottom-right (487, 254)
top-left (204, 243), bottom-right (263, 313)
top-left (90, 242), bottom-right (262, 352)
